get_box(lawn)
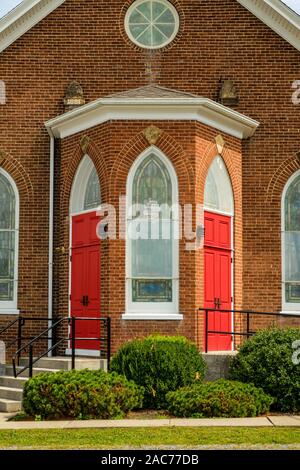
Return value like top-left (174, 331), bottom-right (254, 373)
top-left (0, 427), bottom-right (299, 449)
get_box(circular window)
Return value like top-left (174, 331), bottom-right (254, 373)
top-left (125, 0), bottom-right (179, 49)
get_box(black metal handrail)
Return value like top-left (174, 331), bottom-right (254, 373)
top-left (199, 308), bottom-right (300, 353)
top-left (12, 316), bottom-right (111, 378)
top-left (1, 316), bottom-right (58, 359)
top-left (12, 317), bottom-right (66, 377)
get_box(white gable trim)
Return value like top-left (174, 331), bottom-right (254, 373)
top-left (0, 0), bottom-right (299, 54)
top-left (0, 0), bottom-right (65, 53)
top-left (45, 95), bottom-right (259, 140)
top-left (236, 0), bottom-right (300, 51)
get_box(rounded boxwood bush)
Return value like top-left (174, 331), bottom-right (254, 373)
top-left (166, 379), bottom-right (273, 418)
top-left (110, 335), bottom-right (206, 409)
top-left (23, 369), bottom-right (144, 420)
top-left (229, 328), bottom-right (300, 412)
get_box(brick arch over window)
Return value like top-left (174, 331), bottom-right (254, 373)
top-left (196, 141), bottom-right (242, 209)
top-left (0, 152), bottom-right (34, 203)
top-left (109, 128), bottom-right (194, 199)
top-left (266, 153), bottom-right (300, 204)
top-left (60, 139), bottom-right (109, 217)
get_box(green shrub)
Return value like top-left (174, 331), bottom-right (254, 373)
top-left (166, 379), bottom-right (273, 418)
top-left (23, 369), bottom-right (144, 420)
top-left (110, 335), bottom-right (206, 409)
top-left (229, 328), bottom-right (300, 412)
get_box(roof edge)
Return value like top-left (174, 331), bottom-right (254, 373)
top-left (45, 94), bottom-right (260, 140)
top-left (236, 0), bottom-right (300, 51)
top-left (0, 0), bottom-right (299, 54)
top-left (0, 0), bottom-right (66, 53)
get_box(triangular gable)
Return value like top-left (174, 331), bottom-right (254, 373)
top-left (105, 85), bottom-right (200, 100)
top-left (0, 0), bottom-right (299, 54)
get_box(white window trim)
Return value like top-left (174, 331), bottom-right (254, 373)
top-left (125, 146), bottom-right (180, 319)
top-left (0, 168), bottom-right (19, 314)
top-left (122, 313), bottom-right (183, 320)
top-left (124, 0), bottom-right (180, 50)
top-left (281, 169), bottom-right (300, 315)
top-left (70, 154), bottom-right (100, 215)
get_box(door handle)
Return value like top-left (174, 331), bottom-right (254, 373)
top-left (81, 295), bottom-right (89, 306)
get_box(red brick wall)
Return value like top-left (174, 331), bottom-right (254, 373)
top-left (0, 0), bottom-right (299, 353)
top-left (55, 121), bottom-right (243, 353)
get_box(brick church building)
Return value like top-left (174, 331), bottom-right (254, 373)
top-left (0, 0), bottom-right (299, 360)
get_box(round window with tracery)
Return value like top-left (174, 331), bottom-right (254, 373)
top-left (125, 0), bottom-right (179, 49)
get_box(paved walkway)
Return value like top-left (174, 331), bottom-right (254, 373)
top-left (0, 415), bottom-right (299, 429)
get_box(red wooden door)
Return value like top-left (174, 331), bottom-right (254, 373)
top-left (204, 212), bottom-right (232, 351)
top-left (70, 212), bottom-right (101, 350)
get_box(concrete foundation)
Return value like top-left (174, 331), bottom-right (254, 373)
top-left (202, 352), bottom-right (237, 381)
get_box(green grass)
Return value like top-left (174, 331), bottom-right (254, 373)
top-left (0, 428), bottom-right (299, 449)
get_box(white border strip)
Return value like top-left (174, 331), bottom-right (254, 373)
top-left (236, 0), bottom-right (300, 51)
top-left (45, 95), bottom-right (260, 140)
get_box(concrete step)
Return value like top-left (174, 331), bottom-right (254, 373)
top-left (0, 386), bottom-right (23, 401)
top-left (0, 376), bottom-right (27, 389)
top-left (5, 365), bottom-right (61, 378)
top-left (0, 398), bottom-right (22, 413)
top-left (0, 356), bottom-right (107, 415)
top-left (19, 356), bottom-right (104, 371)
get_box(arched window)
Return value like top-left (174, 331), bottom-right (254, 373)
top-left (204, 156), bottom-right (234, 215)
top-left (125, 147), bottom-right (180, 318)
top-left (0, 169), bottom-right (19, 313)
top-left (70, 155), bottom-right (101, 214)
top-left (282, 171), bottom-right (300, 312)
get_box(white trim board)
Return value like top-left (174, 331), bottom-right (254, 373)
top-left (122, 314), bottom-right (184, 321)
top-left (236, 0), bottom-right (300, 51)
top-left (0, 0), bottom-right (299, 54)
top-left (0, 0), bottom-right (65, 53)
top-left (45, 91), bottom-right (260, 140)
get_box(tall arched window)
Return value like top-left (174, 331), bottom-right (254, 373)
top-left (70, 155), bottom-right (101, 214)
top-left (282, 171), bottom-right (300, 312)
top-left (125, 147), bottom-right (180, 319)
top-left (204, 156), bottom-right (234, 215)
top-left (0, 169), bottom-right (19, 313)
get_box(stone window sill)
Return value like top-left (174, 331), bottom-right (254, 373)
top-left (122, 313), bottom-right (183, 321)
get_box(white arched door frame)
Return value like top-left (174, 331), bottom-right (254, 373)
top-left (70, 154), bottom-right (101, 216)
top-left (203, 155), bottom-right (235, 351)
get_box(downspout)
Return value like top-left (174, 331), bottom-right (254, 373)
top-left (48, 133), bottom-right (55, 355)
